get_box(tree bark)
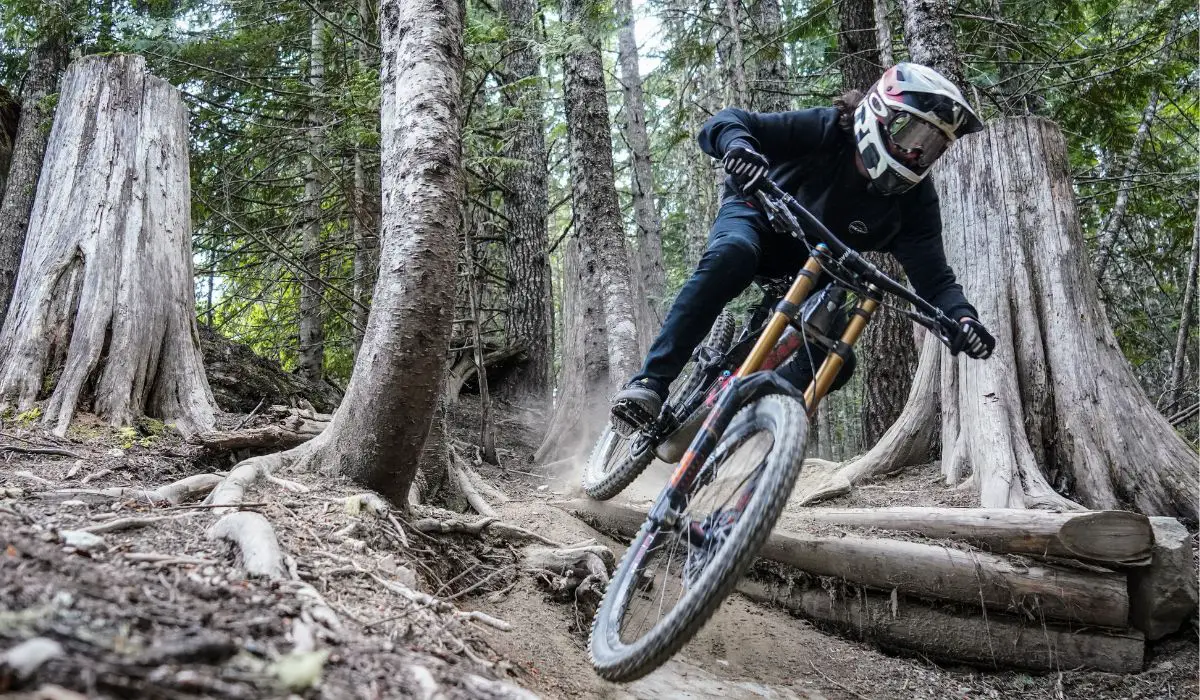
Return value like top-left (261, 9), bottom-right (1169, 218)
top-left (1093, 91), bottom-right (1158, 286)
top-left (749, 0), bottom-right (789, 112)
top-left (1167, 212), bottom-right (1198, 410)
top-left (837, 0), bottom-right (916, 445)
top-left (350, 0), bottom-right (379, 359)
top-left (874, 0), bottom-right (895, 69)
top-left (499, 0), bottom-right (552, 398)
top-left (560, 0), bottom-right (642, 385)
top-left (0, 37), bottom-right (68, 325)
top-left (719, 0), bottom-right (749, 107)
top-left (838, 0), bottom-right (882, 92)
top-left (294, 0), bottom-right (465, 504)
top-left (535, 233), bottom-right (609, 462)
top-left (0, 55), bottom-right (216, 437)
top-left (465, 217), bottom-right (498, 464)
top-left (898, 0), bottom-right (965, 90)
top-left (298, 12), bottom-right (327, 381)
top-left (739, 580), bottom-right (1144, 673)
top-left (615, 0), bottom-right (667, 350)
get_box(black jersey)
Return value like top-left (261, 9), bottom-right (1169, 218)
top-left (698, 106), bottom-right (977, 321)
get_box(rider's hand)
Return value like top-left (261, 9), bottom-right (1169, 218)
top-left (723, 142), bottom-right (769, 194)
top-left (950, 317), bottom-right (995, 359)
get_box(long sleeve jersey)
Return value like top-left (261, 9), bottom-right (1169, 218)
top-left (698, 106), bottom-right (977, 321)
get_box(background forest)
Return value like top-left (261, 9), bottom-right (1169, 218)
top-left (0, 0), bottom-right (1194, 457)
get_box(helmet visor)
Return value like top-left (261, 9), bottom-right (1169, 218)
top-left (887, 113), bottom-right (950, 172)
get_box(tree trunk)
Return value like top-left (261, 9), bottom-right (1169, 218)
top-left (0, 55), bottom-right (215, 437)
top-left (859, 255), bottom-right (917, 444)
top-left (615, 0), bottom-right (667, 350)
top-left (832, 118), bottom-right (1198, 519)
top-left (465, 216), bottom-right (498, 464)
top-left (499, 0), bottom-right (552, 399)
top-left (874, 0), bottom-right (895, 69)
top-left (0, 37), bottom-right (68, 325)
top-left (719, 0), bottom-right (749, 107)
top-left (898, 0), bottom-right (965, 90)
top-left (838, 0), bottom-right (882, 92)
top-left (838, 0), bottom-right (916, 445)
top-left (298, 13), bottom-right (327, 381)
top-left (294, 0), bottom-right (465, 504)
top-left (1093, 91), bottom-right (1158, 286)
top-left (1167, 212), bottom-right (1199, 411)
top-left (350, 0), bottom-right (379, 359)
top-left (560, 0), bottom-right (642, 385)
top-left (749, 0), bottom-right (789, 112)
top-left (535, 234), bottom-right (609, 462)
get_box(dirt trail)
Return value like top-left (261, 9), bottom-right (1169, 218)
top-left (468, 409), bottom-right (1197, 700)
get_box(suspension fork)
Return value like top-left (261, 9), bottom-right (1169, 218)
top-left (803, 290), bottom-right (879, 416)
top-left (649, 251), bottom-right (826, 526)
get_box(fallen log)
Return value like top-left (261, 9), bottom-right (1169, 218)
top-left (561, 499), bottom-right (1130, 627)
top-left (739, 578), bottom-right (1144, 673)
top-left (1128, 517), bottom-right (1199, 640)
top-left (778, 506), bottom-right (1153, 564)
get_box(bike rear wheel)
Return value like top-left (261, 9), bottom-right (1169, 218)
top-left (581, 311), bottom-right (736, 502)
top-left (588, 394), bottom-right (808, 682)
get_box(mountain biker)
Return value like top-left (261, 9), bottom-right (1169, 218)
top-left (611, 62), bottom-right (996, 435)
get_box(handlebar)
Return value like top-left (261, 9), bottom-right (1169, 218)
top-left (752, 181), bottom-right (961, 345)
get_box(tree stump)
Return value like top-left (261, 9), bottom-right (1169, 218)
top-left (0, 54), bottom-right (215, 437)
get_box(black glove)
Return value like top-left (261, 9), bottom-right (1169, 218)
top-left (723, 142), bottom-right (769, 194)
top-left (950, 317), bottom-right (995, 359)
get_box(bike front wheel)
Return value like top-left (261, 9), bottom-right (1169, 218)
top-left (581, 426), bottom-right (655, 501)
top-left (588, 393), bottom-right (808, 682)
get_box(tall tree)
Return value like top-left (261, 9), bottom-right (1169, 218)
top-left (749, 0), bottom-right (789, 112)
top-left (899, 0), bottom-right (964, 89)
top-left (351, 0), bottom-right (380, 358)
top-left (298, 11), bottom-right (327, 381)
top-left (838, 0), bottom-right (918, 445)
top-left (560, 0), bottom-right (642, 385)
top-left (296, 0), bottom-right (466, 503)
top-left (1093, 91), bottom-right (1158, 285)
top-left (615, 0), bottom-right (667, 348)
top-left (1168, 214), bottom-right (1199, 411)
top-left (499, 0), bottom-right (552, 398)
top-left (0, 36), bottom-right (68, 324)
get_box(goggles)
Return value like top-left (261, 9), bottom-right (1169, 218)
top-left (886, 112), bottom-right (950, 172)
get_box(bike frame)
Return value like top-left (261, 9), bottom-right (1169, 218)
top-left (648, 182), bottom-right (958, 523)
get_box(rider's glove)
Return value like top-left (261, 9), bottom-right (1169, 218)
top-left (723, 142), bottom-right (769, 194)
top-left (950, 317), bottom-right (995, 359)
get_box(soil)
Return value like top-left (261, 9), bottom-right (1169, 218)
top-left (1, 394), bottom-right (1196, 699)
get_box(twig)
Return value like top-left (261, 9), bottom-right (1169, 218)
top-left (234, 397), bottom-right (267, 430)
top-left (1, 444), bottom-right (83, 459)
top-left (124, 553), bottom-right (217, 567)
top-left (83, 514), bottom-right (193, 534)
top-left (10, 471), bottom-right (54, 487)
top-left (162, 501), bottom-right (268, 511)
top-left (80, 468), bottom-right (113, 484)
top-left (808, 659), bottom-right (870, 700)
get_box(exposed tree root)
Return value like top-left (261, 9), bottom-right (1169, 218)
top-left (207, 511), bottom-right (287, 579)
top-left (369, 572), bottom-right (513, 631)
top-left (40, 473), bottom-right (224, 507)
top-left (411, 513), bottom-right (564, 548)
top-left (523, 544), bottom-right (614, 626)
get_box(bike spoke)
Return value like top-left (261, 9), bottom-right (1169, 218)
top-left (616, 429), bottom-right (774, 647)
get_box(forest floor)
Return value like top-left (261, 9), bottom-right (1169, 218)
top-left (0, 395), bottom-right (1196, 699)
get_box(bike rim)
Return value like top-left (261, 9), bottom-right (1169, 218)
top-left (606, 428), bottom-right (774, 648)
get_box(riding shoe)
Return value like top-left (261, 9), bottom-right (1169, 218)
top-left (611, 379), bottom-right (667, 437)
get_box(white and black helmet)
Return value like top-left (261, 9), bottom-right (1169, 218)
top-left (853, 63), bottom-right (984, 195)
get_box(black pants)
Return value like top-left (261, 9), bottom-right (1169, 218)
top-left (633, 201), bottom-right (856, 393)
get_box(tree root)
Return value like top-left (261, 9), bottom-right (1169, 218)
top-left (39, 473), bottom-right (225, 507)
top-left (411, 515), bottom-right (564, 548)
top-left (207, 512), bottom-right (287, 578)
top-left (369, 572), bottom-right (512, 631)
top-left (523, 544), bottom-right (614, 625)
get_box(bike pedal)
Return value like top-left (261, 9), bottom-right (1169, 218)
top-left (611, 401), bottom-right (654, 438)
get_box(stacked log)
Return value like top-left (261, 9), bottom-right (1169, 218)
top-left (562, 500), bottom-right (1198, 673)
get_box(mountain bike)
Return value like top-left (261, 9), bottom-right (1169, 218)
top-left (587, 179), bottom-right (968, 682)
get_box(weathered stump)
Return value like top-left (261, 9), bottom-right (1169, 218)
top-left (0, 54), bottom-right (215, 437)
